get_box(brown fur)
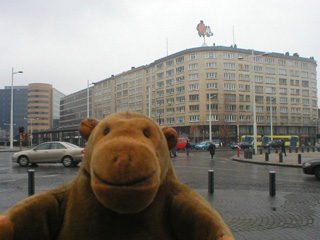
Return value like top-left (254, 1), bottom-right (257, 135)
top-left (0, 112), bottom-right (234, 239)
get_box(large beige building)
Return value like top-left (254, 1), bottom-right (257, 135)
top-left (91, 46), bottom-right (318, 143)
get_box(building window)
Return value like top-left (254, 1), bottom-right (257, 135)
top-left (176, 66), bottom-right (184, 74)
top-left (223, 63), bottom-right (235, 70)
top-left (176, 86), bottom-right (185, 94)
top-left (189, 115), bottom-right (200, 122)
top-left (206, 62), bottom-right (217, 69)
top-left (223, 52), bottom-right (234, 59)
top-left (176, 96), bottom-right (185, 103)
top-left (189, 84), bottom-right (199, 91)
top-left (176, 76), bottom-right (185, 84)
top-left (205, 52), bottom-right (217, 58)
top-left (189, 105), bottom-right (200, 111)
top-left (189, 53), bottom-right (198, 60)
top-left (176, 116), bottom-right (185, 123)
top-left (279, 69), bottom-right (286, 75)
top-left (176, 56), bottom-right (184, 64)
top-left (166, 69), bottom-right (174, 77)
top-left (206, 72), bottom-right (218, 79)
top-left (189, 73), bottom-right (199, 81)
top-left (189, 94), bottom-right (199, 101)
top-left (188, 63), bottom-right (198, 70)
top-left (224, 83), bottom-right (236, 91)
top-left (224, 73), bottom-right (236, 80)
top-left (176, 106), bottom-right (185, 113)
top-left (206, 83), bottom-right (218, 90)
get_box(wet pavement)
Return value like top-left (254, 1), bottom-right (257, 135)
top-left (1, 147), bottom-right (320, 239)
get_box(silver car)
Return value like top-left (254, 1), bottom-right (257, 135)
top-left (12, 142), bottom-right (84, 167)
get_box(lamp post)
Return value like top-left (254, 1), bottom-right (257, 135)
top-left (87, 80), bottom-right (94, 118)
top-left (208, 93), bottom-right (215, 142)
top-left (269, 97), bottom-right (275, 141)
top-left (239, 50), bottom-right (269, 154)
top-left (10, 68), bottom-right (23, 149)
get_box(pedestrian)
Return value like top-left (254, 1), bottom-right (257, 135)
top-left (280, 139), bottom-right (287, 156)
top-left (171, 146), bottom-right (177, 157)
top-left (186, 141), bottom-right (190, 156)
top-left (208, 142), bottom-right (216, 159)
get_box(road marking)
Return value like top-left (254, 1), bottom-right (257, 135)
top-left (38, 175), bottom-right (59, 178)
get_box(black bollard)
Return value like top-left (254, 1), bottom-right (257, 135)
top-left (298, 154), bottom-right (302, 164)
top-left (301, 148), bottom-right (304, 153)
top-left (28, 169), bottom-right (35, 196)
top-left (269, 171), bottom-right (276, 197)
top-left (265, 152), bottom-right (269, 162)
top-left (318, 148), bottom-right (320, 152)
top-left (279, 153), bottom-right (283, 163)
top-left (295, 147), bottom-right (298, 153)
top-left (313, 147), bottom-right (315, 152)
top-left (275, 148), bottom-right (278, 154)
top-left (208, 170), bottom-right (214, 194)
top-left (307, 147), bottom-right (310, 152)
top-left (268, 148), bottom-right (271, 154)
top-left (260, 148), bottom-right (263, 154)
top-left (289, 147), bottom-right (292, 153)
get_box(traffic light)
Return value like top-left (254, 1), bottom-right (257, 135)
top-left (19, 126), bottom-right (24, 134)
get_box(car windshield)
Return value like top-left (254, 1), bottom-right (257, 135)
top-left (64, 142), bottom-right (81, 148)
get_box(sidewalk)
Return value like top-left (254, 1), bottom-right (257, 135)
top-left (231, 149), bottom-right (320, 167)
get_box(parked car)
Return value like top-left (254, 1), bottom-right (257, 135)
top-left (261, 140), bottom-right (282, 149)
top-left (176, 138), bottom-right (188, 150)
top-left (239, 142), bottom-right (253, 149)
top-left (195, 141), bottom-right (211, 150)
top-left (269, 140), bottom-right (282, 149)
top-left (229, 142), bottom-right (238, 150)
top-left (302, 159), bottom-right (320, 180)
top-left (188, 142), bottom-right (196, 149)
top-left (12, 142), bottom-right (85, 167)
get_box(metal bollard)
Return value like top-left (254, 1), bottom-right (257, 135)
top-left (268, 148), bottom-right (271, 154)
top-left (269, 171), bottom-right (276, 197)
top-left (265, 152), bottom-right (269, 162)
top-left (289, 147), bottom-right (292, 153)
top-left (279, 153), bottom-right (283, 163)
top-left (298, 154), bottom-right (302, 164)
top-left (318, 148), bottom-right (320, 152)
top-left (260, 148), bottom-right (263, 154)
top-left (275, 148), bottom-right (278, 154)
top-left (28, 169), bottom-right (35, 196)
top-left (295, 147), bottom-right (298, 153)
top-left (208, 170), bottom-right (214, 194)
top-left (313, 147), bottom-right (315, 152)
top-left (307, 147), bottom-right (310, 152)
top-left (301, 148), bottom-right (304, 153)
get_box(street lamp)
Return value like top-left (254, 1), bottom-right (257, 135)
top-left (239, 50), bottom-right (269, 154)
top-left (208, 93), bottom-right (215, 142)
top-left (269, 97), bottom-right (275, 141)
top-left (10, 68), bottom-right (23, 149)
top-left (87, 80), bottom-right (94, 118)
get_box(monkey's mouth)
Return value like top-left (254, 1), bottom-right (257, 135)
top-left (93, 170), bottom-right (156, 187)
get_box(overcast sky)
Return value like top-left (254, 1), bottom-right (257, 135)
top-left (1, 0), bottom-right (320, 100)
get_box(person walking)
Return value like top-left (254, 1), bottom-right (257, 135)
top-left (208, 142), bottom-right (216, 159)
top-left (186, 141), bottom-right (190, 156)
top-left (280, 139), bottom-right (287, 156)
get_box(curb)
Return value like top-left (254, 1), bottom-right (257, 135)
top-left (230, 157), bottom-right (303, 168)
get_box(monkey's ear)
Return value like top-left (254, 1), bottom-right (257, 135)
top-left (79, 118), bottom-right (100, 141)
top-left (162, 127), bottom-right (178, 150)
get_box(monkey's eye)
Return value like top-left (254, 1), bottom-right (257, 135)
top-left (143, 129), bottom-right (150, 138)
top-left (104, 128), bottom-right (110, 135)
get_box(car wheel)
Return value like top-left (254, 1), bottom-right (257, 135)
top-left (314, 167), bottom-right (320, 180)
top-left (62, 156), bottom-right (74, 167)
top-left (18, 156), bottom-right (29, 167)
